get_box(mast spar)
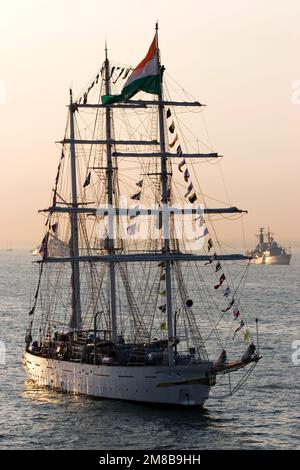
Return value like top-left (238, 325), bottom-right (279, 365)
top-left (69, 89), bottom-right (82, 329)
top-left (156, 23), bottom-right (174, 364)
top-left (104, 44), bottom-right (118, 344)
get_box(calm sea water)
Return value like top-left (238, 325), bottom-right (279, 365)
top-left (0, 250), bottom-right (299, 450)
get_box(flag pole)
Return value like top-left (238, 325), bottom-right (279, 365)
top-left (156, 22), bottom-right (174, 365)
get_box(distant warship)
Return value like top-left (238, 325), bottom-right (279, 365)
top-left (247, 228), bottom-right (291, 265)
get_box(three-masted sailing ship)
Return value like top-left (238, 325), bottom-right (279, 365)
top-left (23, 26), bottom-right (261, 407)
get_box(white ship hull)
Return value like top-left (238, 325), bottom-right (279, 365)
top-left (23, 351), bottom-right (214, 407)
top-left (250, 253), bottom-right (291, 265)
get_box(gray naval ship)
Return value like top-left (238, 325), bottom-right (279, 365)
top-left (247, 228), bottom-right (291, 265)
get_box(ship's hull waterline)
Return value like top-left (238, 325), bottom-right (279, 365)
top-left (23, 351), bottom-right (215, 407)
top-left (250, 253), bottom-right (291, 265)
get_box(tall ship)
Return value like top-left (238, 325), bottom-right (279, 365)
top-left (23, 26), bottom-right (261, 407)
top-left (247, 228), bottom-right (291, 265)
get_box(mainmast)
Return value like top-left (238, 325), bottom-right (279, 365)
top-left (156, 24), bottom-right (174, 363)
top-left (104, 44), bottom-right (118, 344)
top-left (69, 89), bottom-right (82, 329)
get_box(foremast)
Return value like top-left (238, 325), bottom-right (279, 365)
top-left (156, 24), bottom-right (174, 363)
top-left (69, 90), bottom-right (82, 329)
top-left (104, 44), bottom-right (118, 344)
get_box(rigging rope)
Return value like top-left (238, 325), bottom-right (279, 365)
top-left (208, 361), bottom-right (259, 399)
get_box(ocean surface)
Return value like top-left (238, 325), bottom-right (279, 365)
top-left (0, 250), bottom-right (299, 450)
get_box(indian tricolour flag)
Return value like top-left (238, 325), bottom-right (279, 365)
top-left (102, 33), bottom-right (160, 105)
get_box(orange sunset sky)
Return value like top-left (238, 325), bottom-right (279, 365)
top-left (0, 0), bottom-right (299, 250)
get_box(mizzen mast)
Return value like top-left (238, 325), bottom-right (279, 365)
top-left (156, 23), bottom-right (174, 363)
